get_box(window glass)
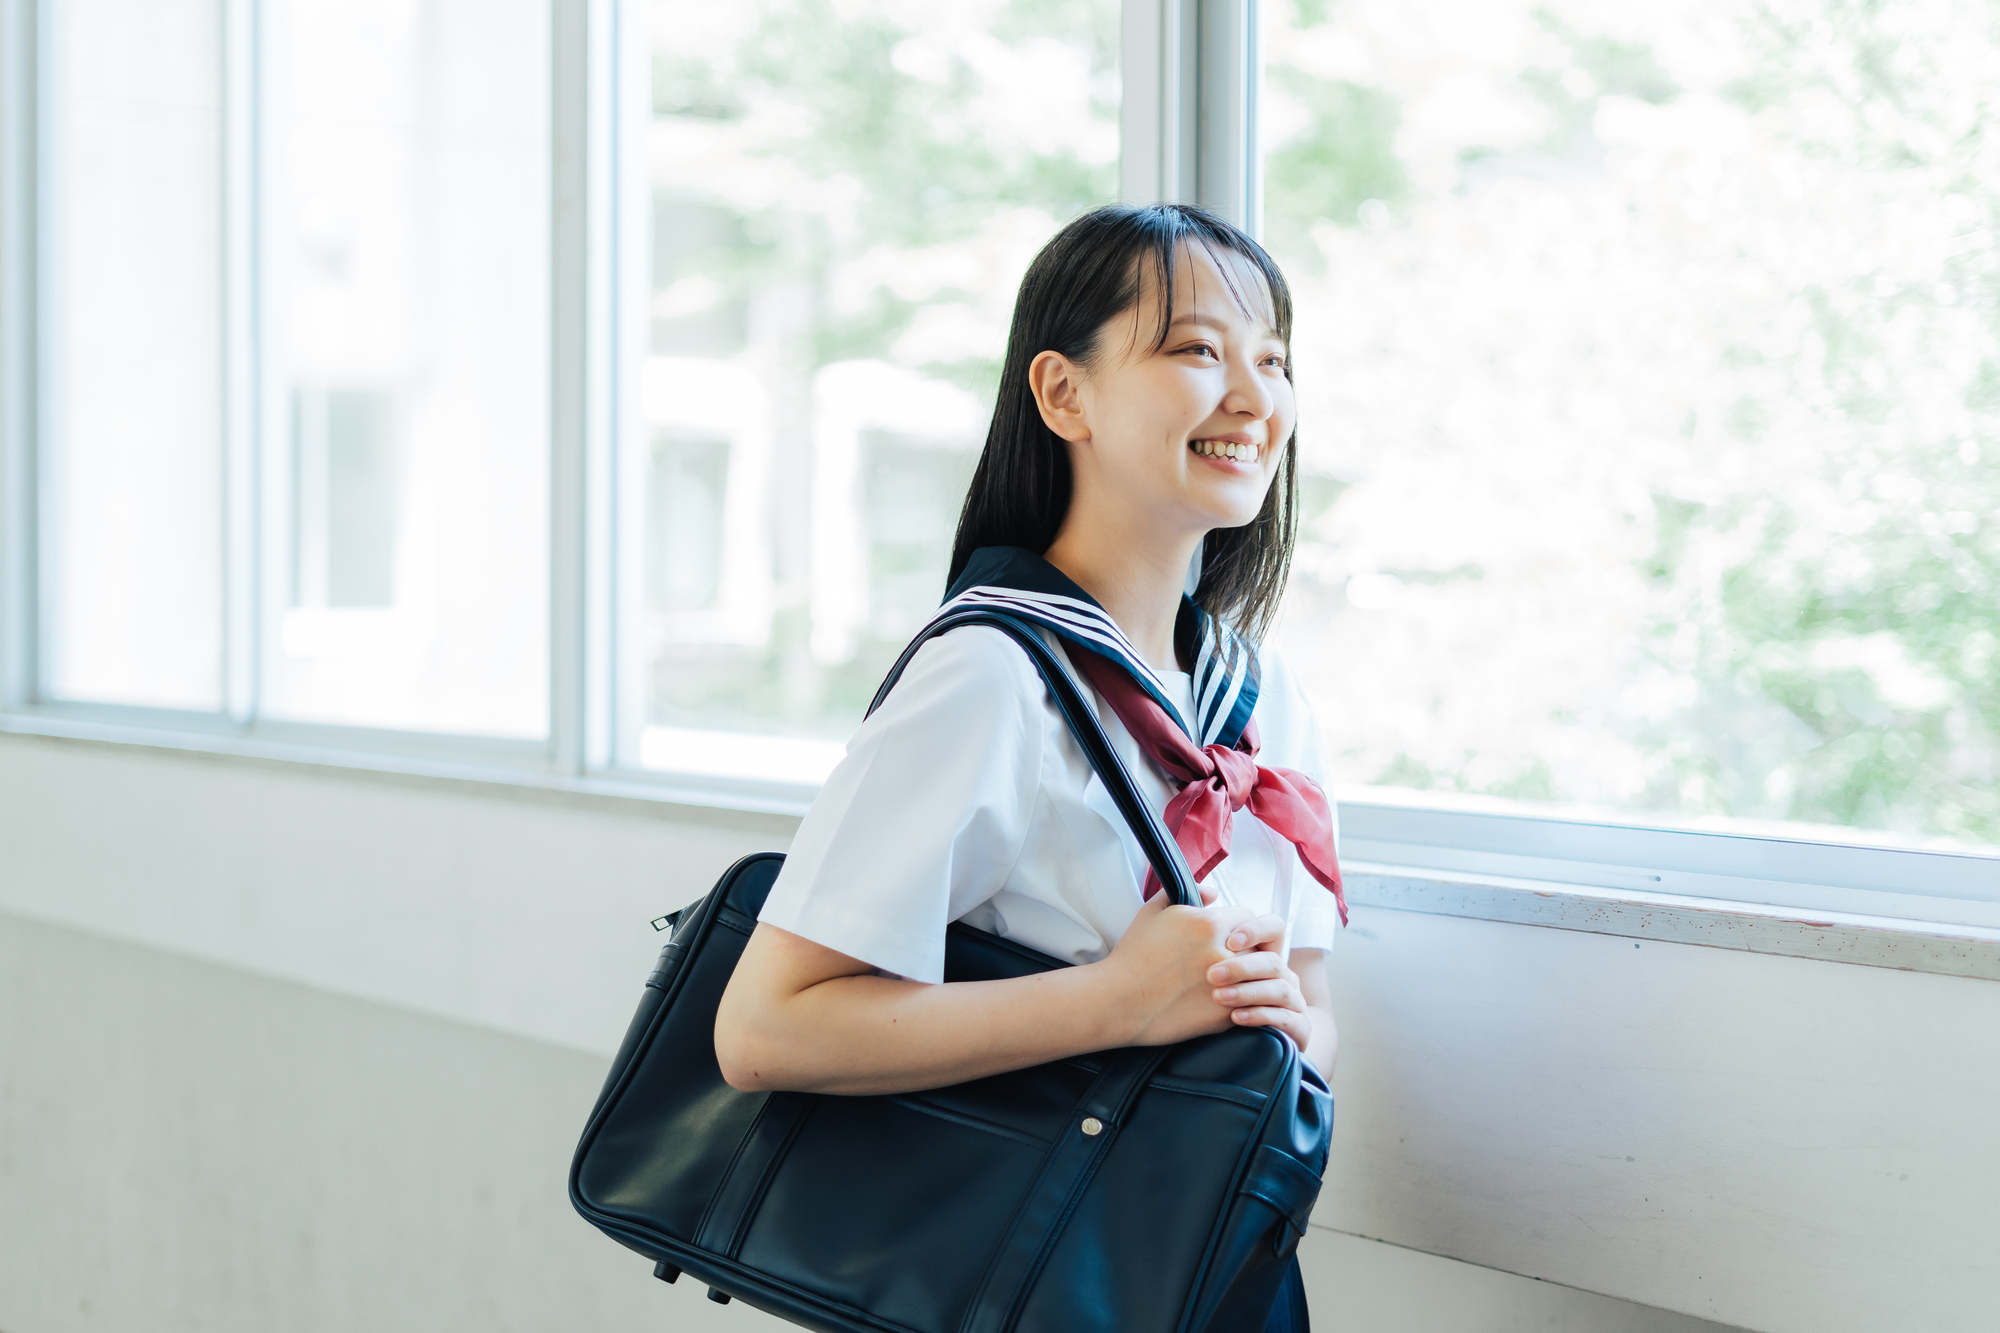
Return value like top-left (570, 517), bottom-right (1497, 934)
top-left (42, 0), bottom-right (224, 711)
top-left (631, 0), bottom-right (1120, 780)
top-left (260, 0), bottom-right (550, 739)
top-left (1262, 0), bottom-right (1999, 848)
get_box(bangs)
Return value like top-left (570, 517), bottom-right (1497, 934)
top-left (1124, 219), bottom-right (1294, 363)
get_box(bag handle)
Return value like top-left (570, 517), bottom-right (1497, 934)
top-left (866, 608), bottom-right (1202, 909)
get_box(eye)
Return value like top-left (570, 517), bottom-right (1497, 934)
top-left (1176, 341), bottom-right (1219, 360)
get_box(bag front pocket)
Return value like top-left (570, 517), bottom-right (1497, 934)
top-left (739, 1093), bottom-right (1052, 1333)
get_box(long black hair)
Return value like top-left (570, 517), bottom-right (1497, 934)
top-left (946, 203), bottom-right (1299, 643)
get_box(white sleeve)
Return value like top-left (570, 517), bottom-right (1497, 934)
top-left (1256, 647), bottom-right (1344, 954)
top-left (758, 626), bottom-right (1046, 984)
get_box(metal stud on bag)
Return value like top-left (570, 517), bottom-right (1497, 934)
top-left (1081, 1116), bottom-right (1103, 1136)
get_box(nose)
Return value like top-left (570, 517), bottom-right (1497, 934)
top-left (1220, 347), bottom-right (1276, 425)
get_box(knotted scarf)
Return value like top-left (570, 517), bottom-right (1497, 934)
top-left (1069, 646), bottom-right (1348, 925)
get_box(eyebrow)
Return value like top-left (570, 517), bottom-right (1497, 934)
top-left (1167, 310), bottom-right (1281, 340)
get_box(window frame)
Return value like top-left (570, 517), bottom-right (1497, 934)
top-left (0, 0), bottom-right (1993, 917)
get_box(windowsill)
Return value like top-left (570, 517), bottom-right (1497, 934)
top-left (0, 709), bottom-right (812, 836)
top-left (1346, 863), bottom-right (2000, 983)
top-left (5, 706), bottom-right (1998, 980)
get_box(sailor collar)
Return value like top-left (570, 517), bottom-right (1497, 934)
top-left (936, 545), bottom-right (1261, 750)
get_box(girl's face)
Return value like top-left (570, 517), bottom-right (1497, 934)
top-left (1052, 245), bottom-right (1294, 538)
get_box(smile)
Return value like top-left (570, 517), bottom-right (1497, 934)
top-left (1190, 438), bottom-right (1260, 464)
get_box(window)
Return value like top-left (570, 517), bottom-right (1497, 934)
top-left (261, 0), bottom-right (550, 738)
top-left (625, 0), bottom-right (1122, 781)
top-left (1262, 0), bottom-right (1999, 854)
top-left (3, 0), bottom-right (1993, 903)
top-left (41, 0), bottom-right (226, 712)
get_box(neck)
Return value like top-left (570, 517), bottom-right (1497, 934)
top-left (1042, 521), bottom-right (1202, 675)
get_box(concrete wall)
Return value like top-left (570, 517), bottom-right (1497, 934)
top-left (4, 730), bottom-right (1993, 1331)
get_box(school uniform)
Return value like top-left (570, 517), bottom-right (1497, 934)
top-left (761, 546), bottom-right (1337, 1332)
top-left (762, 624), bottom-right (1339, 979)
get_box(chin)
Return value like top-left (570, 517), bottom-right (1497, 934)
top-left (1192, 502), bottom-right (1266, 532)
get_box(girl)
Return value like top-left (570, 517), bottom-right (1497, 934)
top-left (715, 203), bottom-right (1344, 1332)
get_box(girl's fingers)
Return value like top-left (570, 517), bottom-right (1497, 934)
top-left (1223, 912), bottom-right (1286, 953)
top-left (1212, 979), bottom-right (1305, 1010)
top-left (1207, 953), bottom-right (1293, 986)
top-left (1229, 1006), bottom-right (1313, 1048)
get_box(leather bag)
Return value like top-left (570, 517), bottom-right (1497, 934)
top-left (569, 610), bottom-right (1334, 1333)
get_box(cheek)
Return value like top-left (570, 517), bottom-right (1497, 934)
top-left (1132, 367), bottom-right (1208, 421)
top-left (1272, 381), bottom-right (1298, 436)
top-left (1108, 371), bottom-right (1209, 448)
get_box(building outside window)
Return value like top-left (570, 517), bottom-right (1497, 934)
top-left (631, 0), bottom-right (1122, 781)
top-left (265, 0), bottom-right (551, 738)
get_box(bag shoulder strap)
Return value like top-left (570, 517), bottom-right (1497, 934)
top-left (866, 608), bottom-right (1200, 908)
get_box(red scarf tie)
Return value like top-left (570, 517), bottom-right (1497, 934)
top-left (1069, 649), bottom-right (1347, 926)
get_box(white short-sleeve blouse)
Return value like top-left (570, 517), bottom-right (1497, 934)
top-left (758, 625), bottom-right (1341, 984)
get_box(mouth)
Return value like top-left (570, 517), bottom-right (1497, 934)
top-left (1189, 437), bottom-right (1262, 466)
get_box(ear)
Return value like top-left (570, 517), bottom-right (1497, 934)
top-left (1027, 350), bottom-right (1091, 444)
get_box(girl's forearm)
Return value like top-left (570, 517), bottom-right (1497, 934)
top-left (717, 962), bottom-right (1141, 1096)
top-left (1299, 1004), bottom-right (1337, 1078)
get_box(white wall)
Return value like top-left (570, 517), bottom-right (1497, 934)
top-left (1324, 906), bottom-right (2000, 1331)
top-left (4, 731), bottom-right (1994, 1331)
top-left (0, 732), bottom-right (777, 1053)
top-left (0, 906), bottom-right (1725, 1333)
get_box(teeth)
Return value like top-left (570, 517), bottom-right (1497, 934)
top-left (1191, 439), bottom-right (1258, 463)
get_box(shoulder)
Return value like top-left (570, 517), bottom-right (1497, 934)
top-left (1248, 641), bottom-right (1340, 850)
top-left (904, 623), bottom-right (1046, 690)
top-left (1248, 642), bottom-right (1325, 772)
top-left (1251, 641), bottom-right (1312, 722)
top-left (877, 624), bottom-right (1048, 719)
top-left (1254, 640), bottom-right (1301, 694)
top-left (848, 624), bottom-right (1053, 762)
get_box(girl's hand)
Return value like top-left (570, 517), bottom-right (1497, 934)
top-left (1102, 884), bottom-right (1258, 1047)
top-left (1206, 918), bottom-right (1313, 1051)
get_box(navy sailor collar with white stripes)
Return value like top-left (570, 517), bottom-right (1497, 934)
top-left (939, 545), bottom-right (1261, 750)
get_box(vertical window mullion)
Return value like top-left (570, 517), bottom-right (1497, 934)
top-left (1240, 0), bottom-right (1260, 240)
top-left (220, 0), bottom-right (257, 726)
top-left (1121, 0), bottom-right (1259, 233)
top-left (249, 0), bottom-right (286, 730)
top-left (609, 0), bottom-right (648, 773)
top-left (0, 0), bottom-right (36, 713)
top-left (1119, 0), bottom-right (1181, 207)
top-left (1193, 0), bottom-right (1257, 231)
top-left (582, 0), bottom-right (618, 775)
top-left (551, 0), bottom-right (614, 776)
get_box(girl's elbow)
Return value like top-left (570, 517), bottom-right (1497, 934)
top-left (713, 1013), bottom-right (775, 1092)
top-left (714, 997), bottom-right (815, 1092)
top-left (718, 1054), bottom-right (768, 1093)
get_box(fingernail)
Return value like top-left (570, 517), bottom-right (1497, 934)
top-left (1216, 987), bottom-right (1237, 1002)
top-left (1208, 964), bottom-right (1228, 983)
top-left (1227, 934), bottom-right (1246, 949)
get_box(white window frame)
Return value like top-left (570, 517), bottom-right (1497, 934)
top-left (1, 0), bottom-right (1995, 939)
